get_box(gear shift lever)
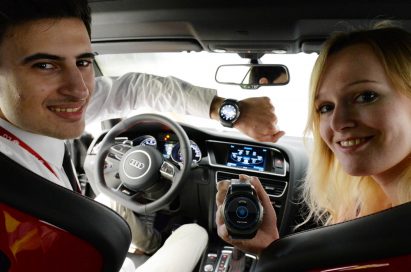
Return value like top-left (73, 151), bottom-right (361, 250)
top-left (229, 247), bottom-right (246, 272)
top-left (232, 247), bottom-right (245, 260)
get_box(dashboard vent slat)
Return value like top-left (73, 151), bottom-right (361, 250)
top-left (216, 171), bottom-right (287, 198)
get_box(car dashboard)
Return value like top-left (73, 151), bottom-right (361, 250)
top-left (83, 119), bottom-right (309, 271)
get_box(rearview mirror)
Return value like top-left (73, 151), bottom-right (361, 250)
top-left (215, 64), bottom-right (289, 89)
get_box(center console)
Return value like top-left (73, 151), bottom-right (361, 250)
top-left (202, 246), bottom-right (257, 272)
top-left (200, 140), bottom-right (291, 272)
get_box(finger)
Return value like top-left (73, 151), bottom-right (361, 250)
top-left (215, 206), bottom-right (231, 241)
top-left (259, 121), bottom-right (281, 135)
top-left (216, 222), bottom-right (230, 241)
top-left (216, 180), bottom-right (230, 205)
top-left (238, 174), bottom-right (250, 182)
top-left (215, 204), bottom-right (225, 226)
top-left (249, 177), bottom-right (277, 226)
top-left (249, 176), bottom-right (271, 205)
top-left (252, 130), bottom-right (285, 143)
top-left (216, 179), bottom-right (230, 191)
top-left (249, 176), bottom-right (263, 190)
top-left (272, 131), bottom-right (286, 142)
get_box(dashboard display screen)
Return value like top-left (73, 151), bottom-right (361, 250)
top-left (226, 144), bottom-right (268, 171)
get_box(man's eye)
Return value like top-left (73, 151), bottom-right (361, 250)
top-left (33, 63), bottom-right (54, 70)
top-left (355, 91), bottom-right (378, 103)
top-left (77, 60), bottom-right (93, 67)
top-left (317, 104), bottom-right (334, 114)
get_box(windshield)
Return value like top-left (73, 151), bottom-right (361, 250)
top-left (90, 52), bottom-right (317, 138)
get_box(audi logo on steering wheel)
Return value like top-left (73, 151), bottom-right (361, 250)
top-left (129, 159), bottom-right (145, 169)
top-left (122, 150), bottom-right (151, 180)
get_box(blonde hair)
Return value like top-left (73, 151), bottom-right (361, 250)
top-left (302, 21), bottom-right (411, 226)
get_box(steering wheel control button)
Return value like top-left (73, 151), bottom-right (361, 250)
top-left (110, 143), bottom-right (132, 160)
top-left (160, 161), bottom-right (175, 179)
top-left (119, 185), bottom-right (135, 196)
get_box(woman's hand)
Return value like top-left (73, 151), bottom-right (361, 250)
top-left (215, 174), bottom-right (280, 255)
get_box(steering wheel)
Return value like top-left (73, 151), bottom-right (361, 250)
top-left (94, 113), bottom-right (192, 214)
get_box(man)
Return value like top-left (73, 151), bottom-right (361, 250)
top-left (0, 0), bottom-right (284, 271)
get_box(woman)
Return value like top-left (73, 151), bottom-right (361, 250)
top-left (215, 21), bottom-right (411, 255)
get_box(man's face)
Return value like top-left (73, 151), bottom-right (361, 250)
top-left (0, 18), bottom-right (95, 139)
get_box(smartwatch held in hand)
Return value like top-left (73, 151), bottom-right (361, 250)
top-left (222, 179), bottom-right (263, 239)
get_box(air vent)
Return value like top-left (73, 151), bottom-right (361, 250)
top-left (260, 180), bottom-right (287, 198)
top-left (216, 171), bottom-right (287, 198)
top-left (216, 172), bottom-right (238, 182)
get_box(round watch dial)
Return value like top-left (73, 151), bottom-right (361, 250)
top-left (220, 104), bottom-right (238, 121)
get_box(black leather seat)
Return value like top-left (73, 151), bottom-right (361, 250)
top-left (0, 152), bottom-right (131, 272)
top-left (256, 202), bottom-right (411, 271)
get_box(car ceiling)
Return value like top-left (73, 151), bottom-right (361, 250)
top-left (89, 0), bottom-right (411, 55)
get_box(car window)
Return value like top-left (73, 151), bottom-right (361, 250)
top-left (90, 52), bottom-right (317, 138)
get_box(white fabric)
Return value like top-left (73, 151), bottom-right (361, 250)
top-left (0, 73), bottom-right (214, 271)
top-left (86, 73), bottom-right (217, 124)
top-left (119, 224), bottom-right (208, 272)
top-left (134, 223), bottom-right (208, 272)
top-left (96, 193), bottom-right (162, 254)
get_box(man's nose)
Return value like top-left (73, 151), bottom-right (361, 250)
top-left (330, 104), bottom-right (356, 131)
top-left (60, 67), bottom-right (89, 99)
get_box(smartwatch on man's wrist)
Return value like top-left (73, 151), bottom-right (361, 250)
top-left (218, 99), bottom-right (240, 128)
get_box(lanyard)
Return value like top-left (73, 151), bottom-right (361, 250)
top-left (0, 126), bottom-right (59, 179)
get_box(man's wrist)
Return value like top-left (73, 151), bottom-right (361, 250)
top-left (210, 96), bottom-right (225, 120)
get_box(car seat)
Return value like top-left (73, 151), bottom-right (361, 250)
top-left (0, 152), bottom-right (131, 272)
top-left (256, 202), bottom-right (411, 271)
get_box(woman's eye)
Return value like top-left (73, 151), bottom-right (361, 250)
top-left (317, 104), bottom-right (334, 114)
top-left (355, 91), bottom-right (378, 103)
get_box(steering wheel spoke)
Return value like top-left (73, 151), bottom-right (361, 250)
top-left (109, 142), bottom-right (133, 160)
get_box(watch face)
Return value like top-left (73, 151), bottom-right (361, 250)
top-left (220, 104), bottom-right (238, 121)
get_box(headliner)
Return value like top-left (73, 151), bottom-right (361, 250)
top-left (89, 0), bottom-right (411, 54)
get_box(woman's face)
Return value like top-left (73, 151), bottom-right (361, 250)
top-left (316, 44), bottom-right (411, 183)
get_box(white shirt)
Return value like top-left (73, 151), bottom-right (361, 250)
top-left (0, 73), bottom-right (217, 189)
top-left (87, 73), bottom-right (217, 123)
top-left (0, 118), bottom-right (71, 189)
